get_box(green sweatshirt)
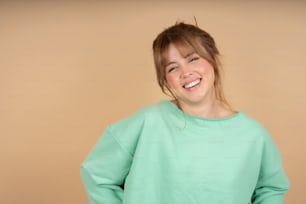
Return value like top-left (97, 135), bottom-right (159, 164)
top-left (80, 100), bottom-right (289, 204)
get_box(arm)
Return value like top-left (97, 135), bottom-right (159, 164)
top-left (251, 132), bottom-right (290, 204)
top-left (80, 128), bottom-right (133, 204)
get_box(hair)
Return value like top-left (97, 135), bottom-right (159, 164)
top-left (152, 22), bottom-right (230, 109)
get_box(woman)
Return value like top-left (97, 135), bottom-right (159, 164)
top-left (80, 22), bottom-right (289, 204)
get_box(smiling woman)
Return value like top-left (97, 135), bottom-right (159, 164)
top-left (80, 22), bottom-right (290, 204)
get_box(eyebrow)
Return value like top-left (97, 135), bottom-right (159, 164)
top-left (164, 52), bottom-right (196, 67)
top-left (183, 51), bottom-right (196, 58)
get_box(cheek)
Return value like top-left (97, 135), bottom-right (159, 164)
top-left (202, 65), bottom-right (215, 80)
top-left (165, 75), bottom-right (179, 88)
top-left (209, 67), bottom-right (216, 80)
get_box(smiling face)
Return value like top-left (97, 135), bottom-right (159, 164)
top-left (164, 43), bottom-right (216, 108)
top-left (153, 22), bottom-right (231, 113)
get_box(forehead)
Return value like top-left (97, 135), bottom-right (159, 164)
top-left (162, 43), bottom-right (195, 64)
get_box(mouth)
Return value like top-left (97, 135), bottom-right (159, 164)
top-left (183, 79), bottom-right (202, 89)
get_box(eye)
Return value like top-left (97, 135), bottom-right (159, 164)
top-left (189, 56), bottom-right (199, 62)
top-left (167, 66), bottom-right (177, 73)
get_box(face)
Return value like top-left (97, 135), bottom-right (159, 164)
top-left (164, 43), bottom-right (216, 108)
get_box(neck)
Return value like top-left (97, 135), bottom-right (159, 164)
top-left (175, 99), bottom-right (233, 118)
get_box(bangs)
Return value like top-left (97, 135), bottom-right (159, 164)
top-left (160, 40), bottom-right (196, 68)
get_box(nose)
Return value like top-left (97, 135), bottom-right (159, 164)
top-left (180, 65), bottom-right (193, 79)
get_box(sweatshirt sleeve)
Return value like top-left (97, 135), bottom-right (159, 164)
top-left (80, 127), bottom-right (133, 204)
top-left (251, 130), bottom-right (290, 204)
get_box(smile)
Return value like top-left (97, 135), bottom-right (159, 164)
top-left (183, 79), bottom-right (201, 89)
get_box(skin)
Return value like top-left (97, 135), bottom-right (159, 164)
top-left (164, 43), bottom-right (234, 118)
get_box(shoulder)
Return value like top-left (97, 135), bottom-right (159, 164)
top-left (107, 100), bottom-right (167, 132)
top-left (238, 112), bottom-right (266, 129)
top-left (101, 101), bottom-right (169, 155)
top-left (237, 112), bottom-right (273, 141)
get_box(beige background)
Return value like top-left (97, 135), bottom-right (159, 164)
top-left (1, 1), bottom-right (305, 203)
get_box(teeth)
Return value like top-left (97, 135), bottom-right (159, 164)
top-left (184, 79), bottom-right (201, 89)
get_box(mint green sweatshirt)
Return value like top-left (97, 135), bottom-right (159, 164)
top-left (80, 100), bottom-right (289, 204)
